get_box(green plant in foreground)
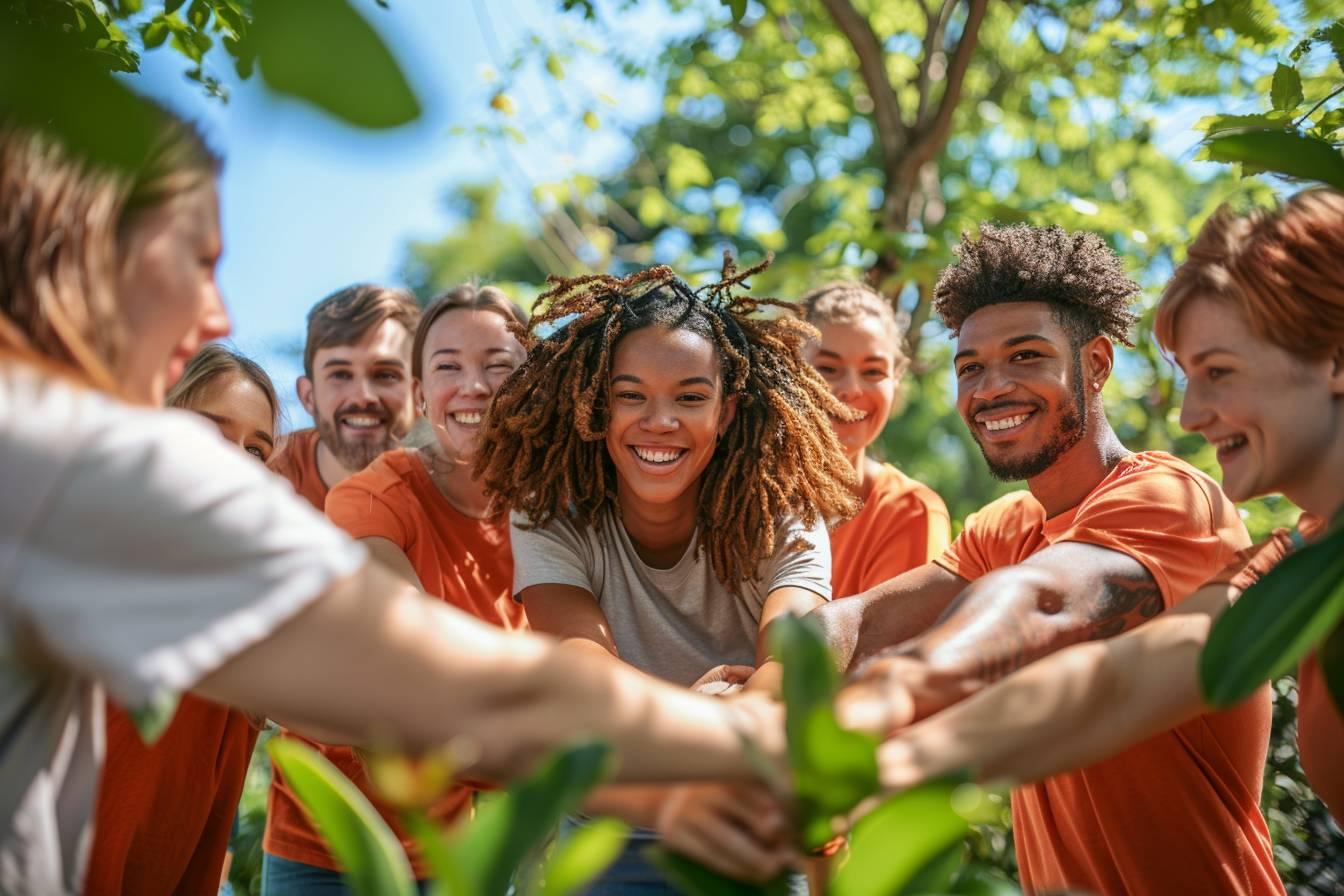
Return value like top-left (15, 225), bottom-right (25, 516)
top-left (273, 615), bottom-right (1015, 895)
top-left (1201, 518), bottom-right (1344, 712)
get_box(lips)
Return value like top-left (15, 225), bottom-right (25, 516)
top-left (340, 413), bottom-right (386, 432)
top-left (1212, 433), bottom-right (1247, 463)
top-left (450, 411), bottom-right (484, 426)
top-left (632, 446), bottom-right (687, 464)
top-left (973, 405), bottom-right (1038, 438)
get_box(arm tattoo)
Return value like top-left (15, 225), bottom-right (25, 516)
top-left (1086, 571), bottom-right (1163, 641)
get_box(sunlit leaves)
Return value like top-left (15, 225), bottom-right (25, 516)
top-left (1271, 63), bottom-right (1304, 111)
top-left (1205, 130), bottom-right (1344, 189)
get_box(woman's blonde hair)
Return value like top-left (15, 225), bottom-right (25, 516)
top-left (165, 344), bottom-right (280, 429)
top-left (798, 280), bottom-right (912, 379)
top-left (0, 106), bottom-right (219, 396)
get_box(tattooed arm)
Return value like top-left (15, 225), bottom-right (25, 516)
top-left (838, 541), bottom-right (1163, 730)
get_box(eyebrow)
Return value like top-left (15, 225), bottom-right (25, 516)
top-left (198, 412), bottom-right (275, 447)
top-left (431, 347), bottom-right (517, 357)
top-left (1187, 346), bottom-right (1237, 367)
top-left (321, 357), bottom-right (406, 369)
top-left (611, 374), bottom-right (716, 387)
top-left (954, 333), bottom-right (1051, 362)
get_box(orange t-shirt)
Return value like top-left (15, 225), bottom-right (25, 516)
top-left (84, 699), bottom-right (257, 895)
top-left (829, 463), bottom-right (949, 598)
top-left (935, 451), bottom-right (1280, 896)
top-left (263, 449), bottom-right (522, 876)
top-left (267, 427), bottom-right (328, 511)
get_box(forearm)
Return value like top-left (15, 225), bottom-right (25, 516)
top-left (195, 563), bottom-right (778, 782)
top-left (812, 565), bottom-right (967, 672)
top-left (583, 784), bottom-right (668, 828)
top-left (880, 609), bottom-right (1213, 789)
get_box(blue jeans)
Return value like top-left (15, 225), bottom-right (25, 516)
top-left (260, 853), bottom-right (431, 896)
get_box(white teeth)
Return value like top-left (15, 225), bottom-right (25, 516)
top-left (342, 415), bottom-right (381, 428)
top-left (634, 447), bottom-right (685, 464)
top-left (846, 409), bottom-right (870, 421)
top-left (984, 413), bottom-right (1031, 432)
top-left (1214, 435), bottom-right (1247, 451)
top-left (452, 412), bottom-right (483, 425)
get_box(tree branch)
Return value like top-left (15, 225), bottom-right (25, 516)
top-left (915, 0), bottom-right (958, 125)
top-left (819, 0), bottom-right (907, 167)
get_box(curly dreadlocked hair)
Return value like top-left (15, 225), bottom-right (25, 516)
top-left (933, 223), bottom-right (1140, 347)
top-left (475, 254), bottom-right (860, 593)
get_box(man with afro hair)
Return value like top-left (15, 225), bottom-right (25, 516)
top-left (814, 224), bottom-right (1281, 894)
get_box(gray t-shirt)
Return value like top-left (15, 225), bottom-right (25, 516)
top-left (0, 365), bottom-right (366, 895)
top-left (511, 506), bottom-right (831, 685)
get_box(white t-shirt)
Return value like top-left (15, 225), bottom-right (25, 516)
top-left (0, 364), bottom-right (366, 895)
top-left (511, 505), bottom-right (831, 686)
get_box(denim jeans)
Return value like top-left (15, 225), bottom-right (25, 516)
top-left (260, 853), bottom-right (431, 896)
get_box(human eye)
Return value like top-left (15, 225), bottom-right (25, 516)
top-left (1010, 350), bottom-right (1042, 362)
top-left (863, 367), bottom-right (888, 380)
top-left (679, 392), bottom-right (710, 403)
top-left (814, 364), bottom-right (838, 376)
top-left (956, 362), bottom-right (981, 378)
top-left (436, 362), bottom-right (461, 372)
top-left (614, 390), bottom-right (644, 402)
top-left (246, 445), bottom-right (267, 460)
top-left (376, 370), bottom-right (403, 382)
top-left (1206, 367), bottom-right (1232, 382)
top-left (329, 370), bottom-right (352, 381)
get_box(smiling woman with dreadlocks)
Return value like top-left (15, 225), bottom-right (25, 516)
top-left (476, 256), bottom-right (858, 891)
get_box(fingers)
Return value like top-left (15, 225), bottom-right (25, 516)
top-left (657, 785), bottom-right (795, 882)
top-left (691, 664), bottom-right (757, 693)
top-left (835, 677), bottom-right (915, 736)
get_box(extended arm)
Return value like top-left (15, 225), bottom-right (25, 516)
top-left (193, 560), bottom-right (781, 783)
top-left (844, 542), bottom-right (1163, 725)
top-left (517, 582), bottom-right (623, 662)
top-left (845, 583), bottom-right (1229, 791)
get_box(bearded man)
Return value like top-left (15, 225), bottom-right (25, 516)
top-left (816, 224), bottom-right (1282, 895)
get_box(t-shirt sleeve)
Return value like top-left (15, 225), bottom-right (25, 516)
top-left (934, 491), bottom-right (1034, 582)
top-left (326, 478), bottom-right (410, 548)
top-left (1050, 465), bottom-right (1246, 609)
top-left (765, 516), bottom-right (832, 601)
top-left (869, 490), bottom-right (952, 586)
top-left (509, 512), bottom-right (597, 599)
top-left (6, 397), bottom-right (367, 714)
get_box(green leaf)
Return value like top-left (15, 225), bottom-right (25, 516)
top-left (900, 841), bottom-right (964, 894)
top-left (1318, 20), bottom-right (1344, 71)
top-left (726, 0), bottom-right (749, 23)
top-left (830, 780), bottom-right (972, 896)
top-left (665, 144), bottom-right (713, 193)
top-left (1270, 64), bottom-right (1303, 111)
top-left (165, 0), bottom-right (187, 13)
top-left (452, 742), bottom-right (614, 895)
top-left (267, 739), bottom-right (416, 896)
top-left (252, 0), bottom-right (420, 129)
top-left (539, 817), bottom-right (630, 896)
top-left (186, 0), bottom-right (211, 30)
top-left (769, 614), bottom-right (880, 849)
top-left (1321, 621), bottom-right (1344, 714)
top-left (1201, 525), bottom-right (1344, 706)
top-left (1204, 130), bottom-right (1344, 190)
top-left (645, 848), bottom-right (790, 896)
top-left (141, 18), bottom-right (170, 50)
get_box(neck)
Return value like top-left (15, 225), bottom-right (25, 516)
top-left (1287, 410), bottom-right (1344, 524)
top-left (420, 444), bottom-right (493, 519)
top-left (1025, 415), bottom-right (1130, 517)
top-left (847, 448), bottom-right (880, 501)
top-left (314, 438), bottom-right (357, 489)
top-left (616, 483), bottom-right (698, 568)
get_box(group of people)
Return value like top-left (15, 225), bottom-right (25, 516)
top-left (1, 94), bottom-right (1341, 896)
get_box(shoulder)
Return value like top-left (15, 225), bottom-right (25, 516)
top-left (872, 465), bottom-right (949, 519)
top-left (964, 490), bottom-right (1042, 535)
top-left (331, 450), bottom-right (416, 501)
top-left (1088, 451), bottom-right (1228, 520)
top-left (268, 427), bottom-right (318, 474)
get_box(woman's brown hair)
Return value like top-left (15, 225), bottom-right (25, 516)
top-left (0, 106), bottom-right (220, 396)
top-left (411, 283), bottom-right (529, 380)
top-left (798, 280), bottom-right (912, 379)
top-left (1156, 188), bottom-right (1344, 357)
top-left (475, 256), bottom-right (859, 593)
top-left (165, 343), bottom-right (281, 429)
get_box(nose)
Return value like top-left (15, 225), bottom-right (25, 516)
top-left (834, 369), bottom-right (861, 403)
top-left (198, 284), bottom-right (231, 344)
top-left (969, 363), bottom-right (1014, 404)
top-left (640, 398), bottom-right (679, 433)
top-left (1178, 381), bottom-right (1213, 433)
top-left (464, 368), bottom-right (491, 398)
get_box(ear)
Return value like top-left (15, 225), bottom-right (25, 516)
top-left (1328, 345), bottom-right (1344, 396)
top-left (412, 379), bottom-right (426, 417)
top-left (1082, 336), bottom-right (1114, 394)
top-left (717, 393), bottom-right (738, 437)
top-left (296, 376), bottom-right (316, 418)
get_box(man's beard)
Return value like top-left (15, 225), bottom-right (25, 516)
top-left (316, 409), bottom-right (403, 472)
top-left (974, 357), bottom-right (1088, 482)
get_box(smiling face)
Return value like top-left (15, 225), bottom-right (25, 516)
top-left (298, 318), bottom-right (416, 472)
top-left (605, 325), bottom-right (735, 512)
top-left (1173, 294), bottom-right (1343, 505)
top-left (806, 317), bottom-right (898, 462)
top-left (955, 302), bottom-right (1094, 481)
top-left (416, 309), bottom-right (525, 460)
top-left (191, 371), bottom-right (277, 462)
top-left (116, 183), bottom-right (230, 403)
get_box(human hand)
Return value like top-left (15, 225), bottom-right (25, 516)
top-left (655, 782), bottom-right (796, 882)
top-left (692, 664), bottom-right (757, 696)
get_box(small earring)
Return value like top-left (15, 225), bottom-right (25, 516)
top-left (420, 402), bottom-right (428, 414)
top-left (1093, 382), bottom-right (1102, 392)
